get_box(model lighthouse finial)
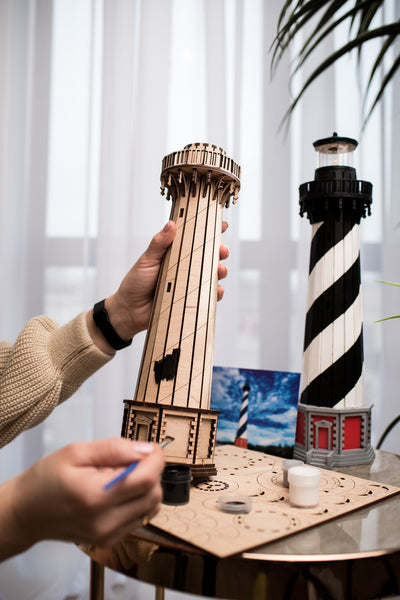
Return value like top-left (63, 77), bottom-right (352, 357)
top-left (294, 134), bottom-right (374, 468)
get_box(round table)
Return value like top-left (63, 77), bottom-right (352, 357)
top-left (83, 450), bottom-right (400, 600)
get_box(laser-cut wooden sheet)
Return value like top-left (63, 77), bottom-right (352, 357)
top-left (150, 445), bottom-right (400, 558)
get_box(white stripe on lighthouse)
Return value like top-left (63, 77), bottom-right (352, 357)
top-left (306, 226), bottom-right (360, 312)
top-left (300, 293), bottom-right (363, 395)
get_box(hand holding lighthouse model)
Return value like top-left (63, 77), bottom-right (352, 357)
top-left (86, 219), bottom-right (229, 356)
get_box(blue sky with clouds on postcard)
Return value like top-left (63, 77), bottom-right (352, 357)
top-left (211, 366), bottom-right (300, 448)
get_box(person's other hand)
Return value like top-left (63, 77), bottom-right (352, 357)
top-left (1, 438), bottom-right (164, 557)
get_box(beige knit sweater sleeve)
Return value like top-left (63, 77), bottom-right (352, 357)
top-left (0, 312), bottom-right (113, 448)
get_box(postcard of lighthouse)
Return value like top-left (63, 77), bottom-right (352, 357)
top-left (210, 367), bottom-right (300, 458)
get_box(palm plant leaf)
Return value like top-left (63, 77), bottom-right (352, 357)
top-left (376, 315), bottom-right (400, 322)
top-left (275, 0), bottom-right (349, 65)
top-left (364, 33), bottom-right (397, 97)
top-left (271, 0), bottom-right (400, 129)
top-left (378, 281), bottom-right (400, 288)
top-left (375, 281), bottom-right (400, 322)
top-left (355, 1), bottom-right (387, 68)
top-left (357, 1), bottom-right (383, 35)
top-left (271, 0), bottom-right (329, 71)
top-left (280, 23), bottom-right (400, 126)
top-left (272, 1), bottom-right (348, 65)
top-left (287, 2), bottom-right (375, 76)
top-left (363, 51), bottom-right (400, 128)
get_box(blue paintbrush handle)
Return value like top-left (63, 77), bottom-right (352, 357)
top-left (103, 437), bottom-right (174, 491)
top-left (103, 460), bottom-right (139, 491)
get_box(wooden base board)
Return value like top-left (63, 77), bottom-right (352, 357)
top-left (149, 445), bottom-right (400, 558)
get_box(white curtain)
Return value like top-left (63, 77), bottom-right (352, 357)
top-left (0, 1), bottom-right (398, 598)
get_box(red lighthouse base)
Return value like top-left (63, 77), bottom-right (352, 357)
top-left (293, 404), bottom-right (375, 468)
top-left (234, 437), bottom-right (248, 448)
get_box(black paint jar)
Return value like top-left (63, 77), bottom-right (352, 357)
top-left (161, 464), bottom-right (192, 505)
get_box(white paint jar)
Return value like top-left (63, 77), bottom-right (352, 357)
top-left (288, 465), bottom-right (322, 507)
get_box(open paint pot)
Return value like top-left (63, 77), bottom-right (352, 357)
top-left (217, 493), bottom-right (252, 514)
top-left (161, 464), bottom-right (192, 505)
top-left (288, 465), bottom-right (322, 508)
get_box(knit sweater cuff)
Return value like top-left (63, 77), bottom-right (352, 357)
top-left (47, 311), bottom-right (112, 399)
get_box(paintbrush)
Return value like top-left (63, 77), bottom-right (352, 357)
top-left (103, 436), bottom-right (175, 491)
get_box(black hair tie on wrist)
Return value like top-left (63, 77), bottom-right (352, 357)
top-left (93, 299), bottom-right (132, 350)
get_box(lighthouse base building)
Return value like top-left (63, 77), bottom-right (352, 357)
top-left (122, 400), bottom-right (219, 477)
top-left (294, 404), bottom-right (374, 468)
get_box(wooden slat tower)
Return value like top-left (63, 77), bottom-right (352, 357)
top-left (121, 143), bottom-right (240, 477)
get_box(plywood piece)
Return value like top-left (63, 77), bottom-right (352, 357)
top-left (149, 445), bottom-right (400, 558)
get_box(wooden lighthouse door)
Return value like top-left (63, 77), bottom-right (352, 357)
top-left (135, 415), bottom-right (154, 442)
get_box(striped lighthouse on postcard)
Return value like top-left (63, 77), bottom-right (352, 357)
top-left (235, 381), bottom-right (250, 448)
top-left (294, 134), bottom-right (375, 468)
top-left (121, 143), bottom-right (240, 477)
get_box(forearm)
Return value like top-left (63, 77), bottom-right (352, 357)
top-left (0, 476), bottom-right (34, 561)
top-left (0, 313), bottom-right (112, 447)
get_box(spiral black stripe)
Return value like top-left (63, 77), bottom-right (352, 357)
top-left (236, 391), bottom-right (248, 438)
top-left (309, 216), bottom-right (356, 273)
top-left (300, 330), bottom-right (363, 408)
top-left (303, 255), bottom-right (361, 350)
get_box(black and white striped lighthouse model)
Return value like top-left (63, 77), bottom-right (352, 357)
top-left (235, 381), bottom-right (250, 448)
top-left (294, 134), bottom-right (375, 468)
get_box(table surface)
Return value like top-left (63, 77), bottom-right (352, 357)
top-left (83, 449), bottom-right (400, 600)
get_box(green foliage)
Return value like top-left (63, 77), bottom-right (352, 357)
top-left (376, 281), bottom-right (400, 322)
top-left (247, 443), bottom-right (294, 459)
top-left (271, 1), bottom-right (400, 130)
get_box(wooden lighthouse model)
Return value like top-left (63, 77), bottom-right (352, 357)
top-left (294, 134), bottom-right (375, 468)
top-left (121, 143), bottom-right (240, 477)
